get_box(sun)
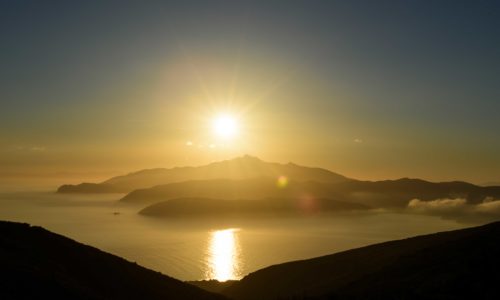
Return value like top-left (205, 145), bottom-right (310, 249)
top-left (212, 114), bottom-right (239, 139)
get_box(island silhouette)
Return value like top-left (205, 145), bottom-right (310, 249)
top-left (58, 156), bottom-right (500, 220)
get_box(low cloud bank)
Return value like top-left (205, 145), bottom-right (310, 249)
top-left (408, 198), bottom-right (467, 212)
top-left (476, 197), bottom-right (500, 214)
top-left (407, 197), bottom-right (500, 222)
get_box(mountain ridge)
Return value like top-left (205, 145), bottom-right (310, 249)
top-left (58, 155), bottom-right (350, 194)
top-left (120, 176), bottom-right (500, 208)
top-left (57, 155), bottom-right (500, 212)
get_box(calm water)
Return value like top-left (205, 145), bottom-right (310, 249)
top-left (0, 191), bottom-right (472, 281)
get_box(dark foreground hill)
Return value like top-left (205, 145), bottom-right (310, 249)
top-left (139, 197), bottom-right (369, 218)
top-left (222, 221), bottom-right (500, 300)
top-left (3, 220), bottom-right (500, 300)
top-left (0, 221), bottom-right (225, 300)
top-left (58, 155), bottom-right (349, 193)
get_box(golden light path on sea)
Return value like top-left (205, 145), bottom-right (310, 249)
top-left (206, 228), bottom-right (242, 281)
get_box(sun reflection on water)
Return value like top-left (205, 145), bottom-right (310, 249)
top-left (206, 228), bottom-right (241, 281)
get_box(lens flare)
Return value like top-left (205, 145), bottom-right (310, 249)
top-left (277, 176), bottom-right (288, 188)
top-left (298, 194), bottom-right (318, 214)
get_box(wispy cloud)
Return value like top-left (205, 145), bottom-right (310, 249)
top-left (30, 146), bottom-right (46, 152)
top-left (7, 145), bottom-right (47, 152)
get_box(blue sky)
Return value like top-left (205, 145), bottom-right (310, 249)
top-left (1, 0), bottom-right (499, 184)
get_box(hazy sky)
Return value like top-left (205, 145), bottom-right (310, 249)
top-left (1, 0), bottom-right (500, 185)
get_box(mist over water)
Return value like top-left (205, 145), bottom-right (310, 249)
top-left (0, 191), bottom-right (472, 281)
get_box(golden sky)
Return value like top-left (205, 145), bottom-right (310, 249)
top-left (1, 1), bottom-right (500, 187)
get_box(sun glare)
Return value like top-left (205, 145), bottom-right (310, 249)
top-left (212, 114), bottom-right (239, 139)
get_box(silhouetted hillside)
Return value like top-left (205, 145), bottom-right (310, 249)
top-left (57, 183), bottom-right (123, 193)
top-left (122, 177), bottom-right (500, 208)
top-left (121, 178), bottom-right (337, 205)
top-left (222, 221), bottom-right (500, 300)
top-left (0, 221), bottom-right (226, 300)
top-left (187, 280), bottom-right (237, 294)
top-left (57, 155), bottom-right (350, 193)
top-left (332, 178), bottom-right (500, 206)
top-left (58, 157), bottom-right (500, 210)
top-left (139, 197), bottom-right (369, 218)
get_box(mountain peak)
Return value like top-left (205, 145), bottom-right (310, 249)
top-left (235, 155), bottom-right (263, 162)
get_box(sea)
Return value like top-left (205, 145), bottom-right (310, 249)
top-left (0, 190), bottom-right (472, 281)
